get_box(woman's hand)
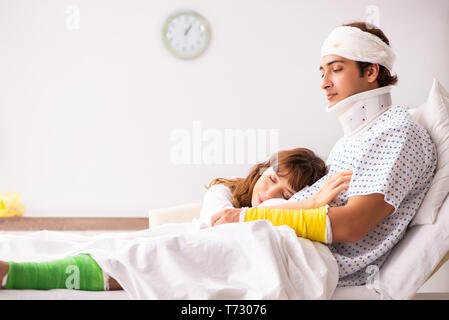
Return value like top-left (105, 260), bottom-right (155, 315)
top-left (310, 170), bottom-right (352, 208)
top-left (211, 208), bottom-right (242, 226)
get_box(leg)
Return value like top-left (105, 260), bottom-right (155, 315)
top-left (0, 255), bottom-right (108, 291)
top-left (0, 261), bottom-right (9, 289)
top-left (1, 259), bottom-right (123, 291)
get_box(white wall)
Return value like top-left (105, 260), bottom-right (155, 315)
top-left (0, 0), bottom-right (448, 217)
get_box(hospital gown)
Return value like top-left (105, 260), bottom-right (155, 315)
top-left (290, 105), bottom-right (437, 286)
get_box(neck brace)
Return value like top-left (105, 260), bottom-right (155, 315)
top-left (326, 86), bottom-right (393, 138)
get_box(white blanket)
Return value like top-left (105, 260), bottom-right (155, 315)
top-left (0, 220), bottom-right (338, 300)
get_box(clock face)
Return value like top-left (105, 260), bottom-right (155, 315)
top-left (162, 11), bottom-right (211, 59)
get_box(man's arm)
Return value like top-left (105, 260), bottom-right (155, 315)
top-left (211, 193), bottom-right (395, 244)
top-left (328, 193), bottom-right (395, 243)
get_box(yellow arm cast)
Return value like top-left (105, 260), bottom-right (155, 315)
top-left (244, 206), bottom-right (327, 243)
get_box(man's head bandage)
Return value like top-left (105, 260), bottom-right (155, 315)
top-left (321, 26), bottom-right (396, 73)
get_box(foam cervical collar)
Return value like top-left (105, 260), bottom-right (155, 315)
top-left (326, 86), bottom-right (393, 138)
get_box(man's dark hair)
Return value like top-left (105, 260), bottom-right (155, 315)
top-left (343, 22), bottom-right (398, 87)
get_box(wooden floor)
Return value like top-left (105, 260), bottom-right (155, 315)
top-left (0, 217), bottom-right (149, 231)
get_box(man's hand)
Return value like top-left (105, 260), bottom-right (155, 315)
top-left (310, 170), bottom-right (352, 208)
top-left (211, 208), bottom-right (242, 226)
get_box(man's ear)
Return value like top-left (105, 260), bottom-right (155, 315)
top-left (366, 64), bottom-right (380, 83)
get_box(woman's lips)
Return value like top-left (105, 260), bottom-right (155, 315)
top-left (258, 194), bottom-right (264, 204)
top-left (327, 93), bottom-right (337, 100)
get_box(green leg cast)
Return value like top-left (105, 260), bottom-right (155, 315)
top-left (4, 254), bottom-right (105, 291)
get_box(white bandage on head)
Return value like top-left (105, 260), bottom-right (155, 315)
top-left (321, 26), bottom-right (396, 73)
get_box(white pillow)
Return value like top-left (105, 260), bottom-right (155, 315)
top-left (379, 194), bottom-right (449, 299)
top-left (409, 79), bottom-right (449, 226)
top-left (257, 198), bottom-right (289, 207)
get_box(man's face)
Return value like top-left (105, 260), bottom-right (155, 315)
top-left (319, 55), bottom-right (375, 107)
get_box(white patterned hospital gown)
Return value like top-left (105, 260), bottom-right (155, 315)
top-left (290, 105), bottom-right (437, 287)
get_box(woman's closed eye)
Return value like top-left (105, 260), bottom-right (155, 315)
top-left (270, 175), bottom-right (292, 199)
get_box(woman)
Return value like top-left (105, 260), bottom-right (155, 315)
top-left (0, 148), bottom-right (351, 292)
top-left (200, 148), bottom-right (352, 228)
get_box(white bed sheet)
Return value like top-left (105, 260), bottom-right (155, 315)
top-left (0, 285), bottom-right (381, 300)
top-left (1, 196), bottom-right (448, 300)
top-left (0, 221), bottom-right (339, 300)
top-left (0, 227), bottom-right (381, 300)
top-left (0, 288), bottom-right (129, 300)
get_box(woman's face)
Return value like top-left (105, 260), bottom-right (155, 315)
top-left (251, 167), bottom-right (297, 207)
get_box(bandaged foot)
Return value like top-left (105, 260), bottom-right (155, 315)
top-left (2, 254), bottom-right (106, 291)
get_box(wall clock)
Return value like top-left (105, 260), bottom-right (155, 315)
top-left (162, 10), bottom-right (211, 59)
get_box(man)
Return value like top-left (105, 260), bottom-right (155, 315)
top-left (211, 22), bottom-right (437, 287)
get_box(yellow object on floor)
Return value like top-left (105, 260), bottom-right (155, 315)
top-left (0, 191), bottom-right (25, 217)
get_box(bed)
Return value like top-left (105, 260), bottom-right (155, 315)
top-left (0, 193), bottom-right (448, 300)
top-left (147, 194), bottom-right (449, 300)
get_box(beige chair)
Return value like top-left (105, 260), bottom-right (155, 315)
top-left (148, 202), bottom-right (202, 227)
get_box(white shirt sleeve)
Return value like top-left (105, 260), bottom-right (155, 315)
top-left (199, 184), bottom-right (234, 227)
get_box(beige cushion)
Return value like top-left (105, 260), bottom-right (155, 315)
top-left (148, 203), bottom-right (202, 228)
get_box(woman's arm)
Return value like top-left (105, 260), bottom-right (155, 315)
top-left (199, 184), bottom-right (234, 227)
top-left (212, 192), bottom-right (395, 244)
top-left (211, 171), bottom-right (352, 243)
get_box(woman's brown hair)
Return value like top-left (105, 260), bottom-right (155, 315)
top-left (205, 148), bottom-right (327, 208)
top-left (343, 22), bottom-right (398, 87)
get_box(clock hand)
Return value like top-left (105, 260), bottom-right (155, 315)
top-left (184, 24), bottom-right (193, 36)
